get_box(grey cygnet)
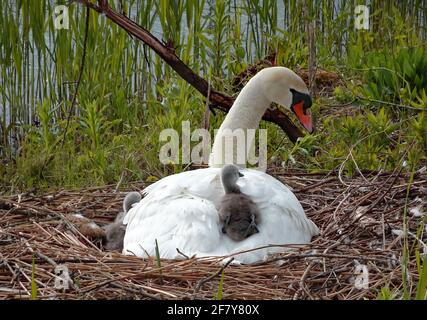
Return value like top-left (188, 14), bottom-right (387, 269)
top-left (218, 164), bottom-right (260, 241)
top-left (104, 191), bottom-right (141, 251)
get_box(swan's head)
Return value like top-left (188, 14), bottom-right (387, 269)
top-left (221, 164), bottom-right (244, 194)
top-left (258, 67), bottom-right (314, 133)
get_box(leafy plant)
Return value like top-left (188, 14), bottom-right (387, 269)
top-left (357, 46), bottom-right (427, 104)
top-left (377, 286), bottom-right (398, 300)
top-left (415, 250), bottom-right (427, 300)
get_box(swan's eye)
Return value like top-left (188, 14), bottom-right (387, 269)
top-left (290, 89), bottom-right (312, 111)
top-left (289, 89), bottom-right (314, 133)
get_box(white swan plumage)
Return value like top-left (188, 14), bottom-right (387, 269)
top-left (123, 67), bottom-right (319, 264)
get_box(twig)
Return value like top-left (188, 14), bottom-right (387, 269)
top-left (176, 248), bottom-right (190, 260)
top-left (114, 171), bottom-right (126, 193)
top-left (193, 258), bottom-right (234, 294)
top-left (34, 252), bottom-right (57, 267)
top-left (110, 282), bottom-right (161, 300)
top-left (356, 95), bottom-right (426, 111)
top-left (297, 261), bottom-right (315, 299)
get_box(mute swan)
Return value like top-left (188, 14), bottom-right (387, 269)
top-left (104, 192), bottom-right (142, 251)
top-left (218, 164), bottom-right (260, 241)
top-left (123, 67), bottom-right (319, 264)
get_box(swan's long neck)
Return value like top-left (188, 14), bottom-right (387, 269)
top-left (209, 76), bottom-right (270, 169)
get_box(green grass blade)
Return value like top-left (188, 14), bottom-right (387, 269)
top-left (155, 239), bottom-right (164, 284)
top-left (415, 254), bottom-right (427, 300)
top-left (214, 270), bottom-right (225, 300)
top-left (31, 255), bottom-right (38, 300)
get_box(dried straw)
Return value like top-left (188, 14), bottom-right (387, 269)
top-left (0, 169), bottom-right (426, 300)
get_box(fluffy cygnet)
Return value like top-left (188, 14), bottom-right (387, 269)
top-left (218, 164), bottom-right (260, 241)
top-left (104, 191), bottom-right (141, 251)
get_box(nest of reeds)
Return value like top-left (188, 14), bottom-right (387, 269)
top-left (0, 169), bottom-right (426, 300)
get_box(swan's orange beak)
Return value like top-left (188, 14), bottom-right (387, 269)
top-left (291, 101), bottom-right (314, 133)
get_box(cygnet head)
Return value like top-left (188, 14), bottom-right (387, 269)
top-left (255, 67), bottom-right (313, 133)
top-left (221, 164), bottom-right (244, 194)
top-left (222, 211), bottom-right (259, 242)
top-left (123, 191), bottom-right (142, 214)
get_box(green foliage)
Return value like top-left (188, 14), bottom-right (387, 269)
top-left (350, 46), bottom-right (427, 106)
top-left (37, 99), bottom-right (55, 151)
top-left (0, 1), bottom-right (425, 194)
top-left (333, 86), bottom-right (352, 103)
top-left (8, 110), bottom-right (156, 191)
top-left (377, 286), bottom-right (398, 300)
top-left (280, 106), bottom-right (426, 176)
top-left (280, 133), bottom-right (319, 168)
top-left (410, 112), bottom-right (427, 151)
top-left (80, 101), bottom-right (119, 151)
top-left (415, 253), bottom-right (427, 300)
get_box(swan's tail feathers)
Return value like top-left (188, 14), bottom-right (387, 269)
top-left (307, 219), bottom-right (320, 237)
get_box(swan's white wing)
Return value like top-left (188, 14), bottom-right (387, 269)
top-left (137, 168), bottom-right (224, 207)
top-left (238, 169), bottom-right (319, 240)
top-left (124, 194), bottom-right (226, 258)
top-left (123, 169), bottom-right (228, 259)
